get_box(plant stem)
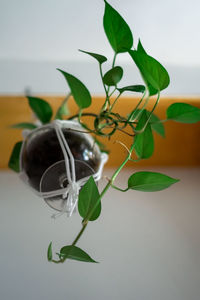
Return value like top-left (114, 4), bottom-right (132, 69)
top-left (128, 90), bottom-right (146, 121)
top-left (68, 112), bottom-right (98, 120)
top-left (93, 141), bottom-right (135, 216)
top-left (131, 95), bottom-right (150, 125)
top-left (99, 64), bottom-right (108, 98)
top-left (78, 109), bottom-right (83, 122)
top-left (134, 91), bottom-right (160, 134)
top-left (51, 137), bottom-right (136, 263)
top-left (109, 92), bottom-right (122, 112)
top-left (111, 184), bottom-right (128, 192)
top-left (60, 142), bottom-right (135, 253)
top-left (99, 63), bottom-right (110, 111)
top-left (112, 53), bottom-right (117, 68)
top-left (71, 222), bottom-right (88, 245)
top-left (69, 142), bottom-right (136, 249)
top-left (107, 53), bottom-right (117, 96)
top-left (109, 87), bottom-right (117, 97)
top-left (146, 91), bottom-right (160, 122)
top-left (110, 142), bottom-right (135, 182)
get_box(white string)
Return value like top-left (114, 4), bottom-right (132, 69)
top-left (57, 123), bottom-right (76, 183)
top-left (54, 124), bottom-right (72, 184)
top-left (52, 120), bottom-right (79, 217)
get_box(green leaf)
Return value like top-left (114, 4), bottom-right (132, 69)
top-left (129, 109), bottom-right (165, 137)
top-left (167, 103), bottom-right (200, 123)
top-left (137, 39), bottom-right (147, 54)
top-left (129, 50), bottom-right (170, 96)
top-left (57, 69), bottom-right (92, 109)
top-left (55, 97), bottom-right (70, 120)
top-left (103, 66), bottom-right (123, 86)
top-left (147, 111), bottom-right (165, 137)
top-left (118, 85), bottom-right (145, 94)
top-left (79, 49), bottom-right (107, 64)
top-left (134, 110), bottom-right (154, 159)
top-left (10, 122), bottom-right (37, 130)
top-left (103, 0), bottom-right (133, 53)
top-left (128, 171), bottom-right (179, 192)
top-left (47, 242), bottom-right (52, 261)
top-left (55, 104), bottom-right (69, 120)
top-left (27, 96), bottom-right (53, 124)
top-left (59, 245), bottom-right (98, 263)
top-left (78, 176), bottom-right (101, 221)
top-left (8, 141), bottom-right (23, 172)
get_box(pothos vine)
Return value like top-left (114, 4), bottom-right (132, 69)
top-left (8, 0), bottom-right (200, 264)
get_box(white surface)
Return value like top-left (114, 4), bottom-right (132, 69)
top-left (0, 168), bottom-right (200, 300)
top-left (0, 0), bottom-right (200, 95)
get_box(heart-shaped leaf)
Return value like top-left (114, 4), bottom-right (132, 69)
top-left (167, 103), bottom-right (200, 123)
top-left (137, 39), bottom-right (147, 54)
top-left (103, 0), bottom-right (133, 53)
top-left (134, 110), bottom-right (154, 159)
top-left (8, 141), bottom-right (23, 172)
top-left (103, 66), bottom-right (123, 86)
top-left (59, 245), bottom-right (98, 263)
top-left (118, 85), bottom-right (145, 94)
top-left (57, 69), bottom-right (92, 109)
top-left (79, 49), bottom-right (107, 64)
top-left (27, 96), bottom-right (53, 124)
top-left (128, 171), bottom-right (179, 191)
top-left (78, 176), bottom-right (101, 221)
top-left (129, 50), bottom-right (170, 96)
top-left (11, 122), bottom-right (37, 130)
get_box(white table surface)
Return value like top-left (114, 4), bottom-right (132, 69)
top-left (0, 167), bottom-right (200, 300)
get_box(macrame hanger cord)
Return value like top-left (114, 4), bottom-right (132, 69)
top-left (51, 120), bottom-right (80, 217)
top-left (19, 120), bottom-right (108, 218)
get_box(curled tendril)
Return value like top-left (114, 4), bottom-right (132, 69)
top-left (67, 110), bottom-right (137, 138)
top-left (94, 114), bottom-right (118, 136)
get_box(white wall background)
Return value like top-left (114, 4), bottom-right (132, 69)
top-left (1, 0), bottom-right (200, 95)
